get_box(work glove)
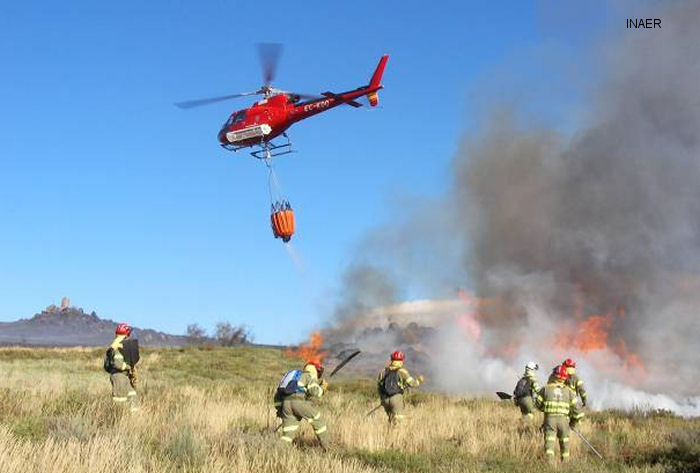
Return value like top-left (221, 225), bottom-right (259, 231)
top-left (569, 419), bottom-right (578, 429)
top-left (417, 375), bottom-right (424, 384)
top-left (582, 398), bottom-right (587, 407)
top-left (320, 379), bottom-right (329, 391)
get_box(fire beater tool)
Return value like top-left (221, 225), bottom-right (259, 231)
top-left (572, 427), bottom-right (604, 460)
top-left (328, 350), bottom-right (361, 378)
top-left (496, 391), bottom-right (513, 400)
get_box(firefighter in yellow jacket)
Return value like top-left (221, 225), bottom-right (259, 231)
top-left (535, 365), bottom-right (584, 462)
top-left (377, 351), bottom-right (423, 425)
top-left (276, 361), bottom-right (330, 450)
top-left (562, 358), bottom-right (587, 407)
top-left (104, 323), bottom-right (139, 412)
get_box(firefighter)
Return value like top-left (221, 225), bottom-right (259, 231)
top-left (277, 361), bottom-right (330, 450)
top-left (104, 323), bottom-right (139, 412)
top-left (535, 365), bottom-right (584, 463)
top-left (513, 361), bottom-right (540, 424)
top-left (377, 351), bottom-right (423, 425)
top-left (563, 358), bottom-right (587, 407)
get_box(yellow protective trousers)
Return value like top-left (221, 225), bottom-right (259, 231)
top-left (110, 372), bottom-right (139, 412)
top-left (380, 393), bottom-right (405, 425)
top-left (543, 415), bottom-right (570, 461)
top-left (279, 398), bottom-right (328, 449)
top-left (515, 396), bottom-right (535, 422)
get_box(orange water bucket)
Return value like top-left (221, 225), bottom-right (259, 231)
top-left (271, 201), bottom-right (295, 242)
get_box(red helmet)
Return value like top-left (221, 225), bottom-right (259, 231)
top-left (115, 323), bottom-right (132, 336)
top-left (391, 350), bottom-right (404, 361)
top-left (563, 358), bottom-right (576, 368)
top-left (553, 365), bottom-right (569, 381)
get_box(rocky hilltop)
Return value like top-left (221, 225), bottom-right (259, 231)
top-left (0, 301), bottom-right (188, 347)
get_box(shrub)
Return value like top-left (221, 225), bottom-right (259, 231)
top-left (214, 321), bottom-right (251, 346)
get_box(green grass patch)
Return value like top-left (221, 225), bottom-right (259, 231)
top-left (12, 415), bottom-right (47, 441)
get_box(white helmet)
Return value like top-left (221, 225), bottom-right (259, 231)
top-left (525, 361), bottom-right (539, 371)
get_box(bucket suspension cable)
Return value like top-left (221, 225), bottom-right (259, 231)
top-left (264, 157), bottom-right (285, 205)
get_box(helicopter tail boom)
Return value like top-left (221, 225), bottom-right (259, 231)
top-left (288, 55), bottom-right (389, 121)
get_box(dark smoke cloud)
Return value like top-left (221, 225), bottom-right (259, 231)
top-left (461, 3), bottom-right (700, 393)
top-left (324, 3), bottom-right (700, 412)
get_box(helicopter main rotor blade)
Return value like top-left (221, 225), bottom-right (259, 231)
top-left (258, 43), bottom-right (283, 87)
top-left (174, 92), bottom-right (260, 109)
top-left (287, 92), bottom-right (323, 100)
top-left (267, 88), bottom-right (321, 100)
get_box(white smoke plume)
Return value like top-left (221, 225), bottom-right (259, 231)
top-left (323, 2), bottom-right (700, 416)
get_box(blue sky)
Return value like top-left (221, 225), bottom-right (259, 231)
top-left (0, 1), bottom-right (622, 344)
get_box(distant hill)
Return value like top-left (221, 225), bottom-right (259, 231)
top-left (0, 304), bottom-right (188, 347)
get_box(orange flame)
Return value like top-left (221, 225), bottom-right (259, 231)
top-left (285, 331), bottom-right (327, 365)
top-left (572, 314), bottom-right (613, 351)
top-left (556, 303), bottom-right (646, 378)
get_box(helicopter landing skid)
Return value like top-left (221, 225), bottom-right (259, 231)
top-left (221, 136), bottom-right (294, 159)
top-left (250, 139), bottom-right (294, 160)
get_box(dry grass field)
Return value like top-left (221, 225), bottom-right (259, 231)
top-left (0, 346), bottom-right (698, 473)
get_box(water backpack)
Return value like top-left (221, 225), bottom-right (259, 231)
top-left (514, 376), bottom-right (532, 399)
top-left (381, 368), bottom-right (403, 396)
top-left (122, 339), bottom-right (140, 367)
top-left (103, 348), bottom-right (116, 373)
top-left (278, 369), bottom-right (305, 395)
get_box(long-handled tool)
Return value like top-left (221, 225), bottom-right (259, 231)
top-left (496, 391), bottom-right (513, 400)
top-left (366, 404), bottom-right (383, 417)
top-left (328, 350), bottom-right (361, 378)
top-left (572, 426), bottom-right (604, 460)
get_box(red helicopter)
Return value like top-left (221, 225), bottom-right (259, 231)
top-left (175, 45), bottom-right (388, 243)
top-left (176, 44), bottom-right (389, 159)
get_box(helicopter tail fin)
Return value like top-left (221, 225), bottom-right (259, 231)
top-left (367, 55), bottom-right (388, 107)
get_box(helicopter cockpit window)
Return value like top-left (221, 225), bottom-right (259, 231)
top-left (232, 110), bottom-right (247, 124)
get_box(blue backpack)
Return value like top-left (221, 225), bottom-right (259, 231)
top-left (278, 369), bottom-right (305, 395)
